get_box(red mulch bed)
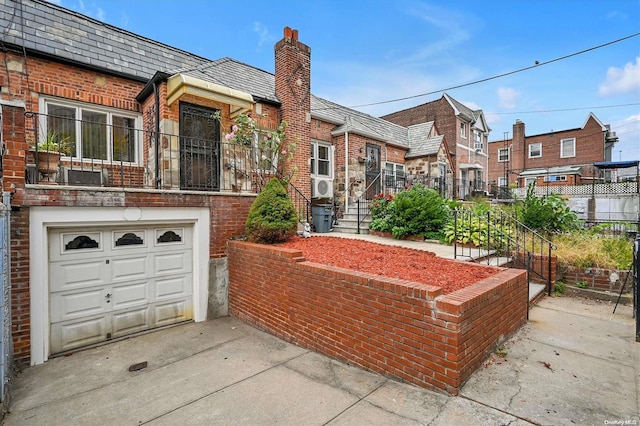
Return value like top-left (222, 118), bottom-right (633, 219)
top-left (277, 236), bottom-right (501, 294)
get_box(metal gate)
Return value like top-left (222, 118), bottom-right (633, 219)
top-left (179, 103), bottom-right (221, 191)
top-left (0, 194), bottom-right (11, 407)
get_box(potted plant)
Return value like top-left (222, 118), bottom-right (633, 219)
top-left (31, 132), bottom-right (71, 184)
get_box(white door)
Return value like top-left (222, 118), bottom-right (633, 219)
top-left (48, 225), bottom-right (193, 354)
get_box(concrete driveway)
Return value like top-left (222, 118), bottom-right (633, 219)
top-left (3, 297), bottom-right (638, 425)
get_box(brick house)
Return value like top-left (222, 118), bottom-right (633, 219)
top-left (381, 93), bottom-right (491, 199)
top-left (487, 114), bottom-right (618, 191)
top-left (0, 0), bottom-right (454, 366)
top-left (311, 96), bottom-right (453, 211)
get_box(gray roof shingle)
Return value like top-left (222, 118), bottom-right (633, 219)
top-left (406, 122), bottom-right (444, 158)
top-left (0, 0), bottom-right (212, 81)
top-left (1, 0), bottom-right (440, 154)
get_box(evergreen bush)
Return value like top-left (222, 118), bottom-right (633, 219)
top-left (245, 178), bottom-right (298, 243)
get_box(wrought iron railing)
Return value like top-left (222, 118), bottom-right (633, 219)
top-left (453, 208), bottom-right (556, 297)
top-left (489, 184), bottom-right (514, 200)
top-left (580, 219), bottom-right (639, 238)
top-left (24, 111), bottom-right (278, 194)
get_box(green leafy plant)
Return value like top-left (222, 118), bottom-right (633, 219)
top-left (225, 113), bottom-right (297, 183)
top-left (576, 280), bottom-right (589, 289)
top-left (390, 185), bottom-right (450, 239)
top-left (553, 280), bottom-right (566, 296)
top-left (369, 192), bottom-right (396, 234)
top-left (245, 178), bottom-right (298, 244)
top-left (516, 183), bottom-right (579, 235)
top-left (443, 205), bottom-right (513, 249)
top-left (35, 132), bottom-right (71, 155)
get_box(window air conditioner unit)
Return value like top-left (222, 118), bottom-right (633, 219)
top-left (60, 166), bottom-right (109, 186)
top-left (312, 177), bottom-right (333, 199)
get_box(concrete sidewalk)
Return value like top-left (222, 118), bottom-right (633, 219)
top-left (3, 297), bottom-right (637, 425)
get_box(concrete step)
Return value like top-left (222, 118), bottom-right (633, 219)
top-left (476, 256), bottom-right (512, 267)
top-left (529, 282), bottom-right (547, 306)
top-left (331, 225), bottom-right (369, 235)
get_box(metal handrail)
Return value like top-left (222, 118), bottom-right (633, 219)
top-left (452, 208), bottom-right (556, 296)
top-left (332, 177), bottom-right (362, 226)
top-left (354, 172), bottom-right (382, 233)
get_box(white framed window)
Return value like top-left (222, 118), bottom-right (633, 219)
top-left (498, 176), bottom-right (508, 187)
top-left (524, 177), bottom-right (537, 187)
top-left (41, 98), bottom-right (141, 163)
top-left (311, 141), bottom-right (332, 177)
top-left (474, 169), bottom-right (483, 184)
top-left (560, 138), bottom-right (576, 158)
top-left (385, 162), bottom-right (405, 188)
top-left (474, 130), bottom-right (483, 151)
top-left (460, 122), bottom-right (466, 138)
top-left (498, 148), bottom-right (510, 162)
top-left (528, 143), bottom-right (542, 158)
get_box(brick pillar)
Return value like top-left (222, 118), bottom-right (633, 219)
top-left (1, 104), bottom-right (28, 206)
top-left (274, 27), bottom-right (311, 199)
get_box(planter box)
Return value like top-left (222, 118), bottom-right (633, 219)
top-left (228, 241), bottom-right (527, 395)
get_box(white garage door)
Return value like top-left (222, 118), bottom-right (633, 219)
top-left (48, 225), bottom-right (193, 354)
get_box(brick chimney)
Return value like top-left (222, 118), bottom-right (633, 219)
top-left (275, 27), bottom-right (311, 197)
top-left (513, 119), bottom-right (526, 171)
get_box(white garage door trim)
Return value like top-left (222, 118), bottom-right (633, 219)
top-left (29, 206), bottom-right (210, 366)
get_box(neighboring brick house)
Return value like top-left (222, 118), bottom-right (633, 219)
top-left (311, 96), bottom-right (453, 211)
top-left (487, 114), bottom-right (618, 191)
top-left (0, 1), bottom-right (453, 366)
top-left (381, 93), bottom-right (490, 199)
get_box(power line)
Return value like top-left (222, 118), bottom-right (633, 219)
top-left (344, 32), bottom-right (640, 109)
top-left (489, 103), bottom-right (640, 115)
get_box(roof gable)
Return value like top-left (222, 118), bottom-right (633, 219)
top-left (406, 122), bottom-right (444, 158)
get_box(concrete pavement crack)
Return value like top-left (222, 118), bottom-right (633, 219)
top-left (425, 397), bottom-right (449, 426)
top-left (321, 381), bottom-right (389, 425)
top-left (507, 364), bottom-right (523, 410)
top-left (138, 349), bottom-right (311, 425)
top-left (459, 394), bottom-right (540, 425)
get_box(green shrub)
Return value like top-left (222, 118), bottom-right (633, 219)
top-left (369, 193), bottom-right (396, 233)
top-left (576, 280), bottom-right (589, 289)
top-left (554, 281), bottom-right (566, 295)
top-left (443, 205), bottom-right (513, 249)
top-left (390, 185), bottom-right (450, 239)
top-left (368, 187), bottom-right (450, 239)
top-left (245, 178), bottom-right (298, 243)
top-left (517, 184), bottom-right (579, 235)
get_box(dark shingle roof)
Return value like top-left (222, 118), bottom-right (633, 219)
top-left (0, 0), bottom-right (211, 81)
top-left (2, 0), bottom-right (440, 153)
top-left (312, 95), bottom-right (409, 147)
top-left (406, 122), bottom-right (444, 158)
top-left (178, 58), bottom-right (279, 103)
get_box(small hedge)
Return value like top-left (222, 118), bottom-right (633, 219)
top-left (369, 185), bottom-right (450, 240)
top-left (245, 178), bottom-right (298, 243)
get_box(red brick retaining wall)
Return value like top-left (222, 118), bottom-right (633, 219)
top-left (558, 265), bottom-right (630, 293)
top-left (228, 241), bottom-right (528, 394)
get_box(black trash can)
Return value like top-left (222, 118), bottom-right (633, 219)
top-left (312, 204), bottom-right (333, 233)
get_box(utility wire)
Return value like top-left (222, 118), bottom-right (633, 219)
top-left (490, 103), bottom-right (640, 115)
top-left (342, 32), bottom-right (640, 109)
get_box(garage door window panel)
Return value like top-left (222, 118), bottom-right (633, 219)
top-left (114, 231), bottom-right (145, 247)
top-left (64, 233), bottom-right (101, 252)
top-left (156, 229), bottom-right (184, 245)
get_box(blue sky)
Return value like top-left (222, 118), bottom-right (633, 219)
top-left (51, 0), bottom-right (640, 161)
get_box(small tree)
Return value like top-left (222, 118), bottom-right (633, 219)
top-left (245, 178), bottom-right (298, 243)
